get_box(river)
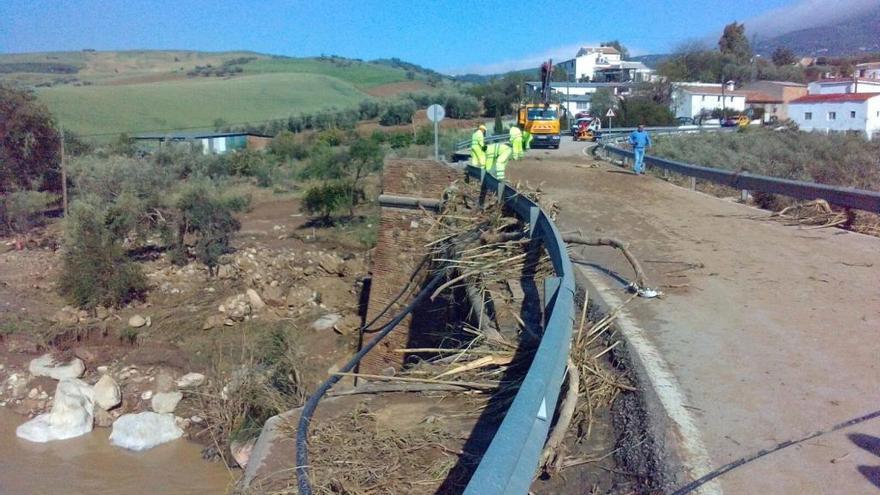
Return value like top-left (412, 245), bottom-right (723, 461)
top-left (0, 407), bottom-right (234, 494)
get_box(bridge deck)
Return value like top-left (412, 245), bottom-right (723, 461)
top-left (508, 140), bottom-right (880, 494)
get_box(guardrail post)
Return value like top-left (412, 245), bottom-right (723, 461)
top-left (741, 189), bottom-right (749, 203)
top-left (689, 176), bottom-right (697, 190)
top-left (497, 180), bottom-right (505, 199)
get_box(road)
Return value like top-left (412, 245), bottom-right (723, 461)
top-left (507, 139), bottom-right (880, 494)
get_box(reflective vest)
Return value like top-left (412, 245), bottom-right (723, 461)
top-left (485, 143), bottom-right (511, 179)
top-left (471, 129), bottom-right (485, 149)
top-left (508, 126), bottom-right (522, 141)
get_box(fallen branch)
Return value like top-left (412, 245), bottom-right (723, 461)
top-left (328, 382), bottom-right (475, 397)
top-left (562, 233), bottom-right (648, 289)
top-left (539, 358), bottom-right (580, 474)
top-left (434, 354), bottom-right (515, 379)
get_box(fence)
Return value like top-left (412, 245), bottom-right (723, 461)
top-left (598, 139), bottom-right (880, 214)
top-left (461, 165), bottom-right (575, 495)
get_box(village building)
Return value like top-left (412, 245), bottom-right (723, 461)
top-left (741, 81), bottom-right (808, 123)
top-left (670, 82), bottom-right (748, 121)
top-left (133, 131), bottom-right (272, 154)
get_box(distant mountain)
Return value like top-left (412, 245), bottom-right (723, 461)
top-left (755, 5), bottom-right (880, 57)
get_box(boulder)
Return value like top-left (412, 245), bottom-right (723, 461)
top-left (318, 253), bottom-right (345, 275)
top-left (311, 313), bottom-right (342, 332)
top-left (6, 373), bottom-right (30, 399)
top-left (222, 294), bottom-right (251, 321)
top-left (128, 315), bottom-right (147, 328)
top-left (202, 314), bottom-right (226, 330)
top-left (246, 289), bottom-right (266, 311)
top-left (231, 437), bottom-right (258, 468)
top-left (109, 412), bottom-right (184, 451)
top-left (93, 375), bottom-right (121, 410)
top-left (261, 285), bottom-right (286, 307)
top-left (151, 391), bottom-right (183, 414)
top-left (28, 354), bottom-right (85, 380)
top-left (286, 286), bottom-right (315, 308)
top-left (176, 372), bottom-right (205, 389)
top-left (16, 379), bottom-right (95, 443)
top-left (94, 407), bottom-right (114, 428)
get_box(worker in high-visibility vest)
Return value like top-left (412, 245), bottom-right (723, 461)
top-left (509, 124), bottom-right (523, 160)
top-left (522, 129), bottom-right (533, 151)
top-left (470, 124), bottom-right (487, 167)
top-left (484, 142), bottom-right (512, 181)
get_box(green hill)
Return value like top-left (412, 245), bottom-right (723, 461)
top-left (38, 72), bottom-right (368, 137)
top-left (0, 50), bottom-right (416, 137)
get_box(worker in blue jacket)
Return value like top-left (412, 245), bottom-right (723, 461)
top-left (628, 124), bottom-right (652, 175)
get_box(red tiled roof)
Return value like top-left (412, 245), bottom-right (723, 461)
top-left (812, 77), bottom-right (880, 84)
top-left (790, 93), bottom-right (880, 104)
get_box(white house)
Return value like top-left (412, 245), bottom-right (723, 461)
top-left (855, 62), bottom-right (880, 80)
top-left (670, 83), bottom-right (748, 120)
top-left (557, 46), bottom-right (622, 82)
top-left (806, 78), bottom-right (880, 95)
top-left (789, 93), bottom-right (880, 140)
top-left (523, 82), bottom-right (634, 116)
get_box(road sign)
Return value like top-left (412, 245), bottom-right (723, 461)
top-left (605, 108), bottom-right (616, 118)
top-left (427, 104), bottom-right (445, 161)
top-left (427, 104), bottom-right (445, 123)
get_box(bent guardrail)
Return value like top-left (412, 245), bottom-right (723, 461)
top-left (462, 166), bottom-right (575, 495)
top-left (598, 140), bottom-right (880, 214)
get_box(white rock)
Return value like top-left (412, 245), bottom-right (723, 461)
top-left (128, 315), bottom-right (147, 328)
top-left (27, 387), bottom-right (39, 399)
top-left (190, 415), bottom-right (204, 423)
top-left (28, 354), bottom-right (85, 380)
top-left (176, 372), bottom-right (205, 389)
top-left (246, 289), bottom-right (266, 310)
top-left (151, 391), bottom-right (183, 414)
top-left (140, 390), bottom-right (153, 401)
top-left (109, 412), bottom-right (183, 451)
top-left (16, 379), bottom-right (95, 443)
top-left (6, 373), bottom-right (30, 399)
top-left (311, 313), bottom-right (342, 332)
top-left (93, 375), bottom-right (121, 410)
top-left (97, 366), bottom-right (109, 374)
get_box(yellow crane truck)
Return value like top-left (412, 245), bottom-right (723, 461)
top-left (517, 60), bottom-right (563, 149)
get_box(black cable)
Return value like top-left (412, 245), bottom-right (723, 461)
top-left (669, 408), bottom-right (880, 494)
top-left (360, 255), bottom-right (429, 334)
top-left (295, 270), bottom-right (446, 495)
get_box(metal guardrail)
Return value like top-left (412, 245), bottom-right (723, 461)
top-left (462, 166), bottom-right (575, 495)
top-left (598, 140), bottom-right (880, 214)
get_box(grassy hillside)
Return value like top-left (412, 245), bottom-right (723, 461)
top-left (1, 50), bottom-right (420, 136)
top-left (38, 72), bottom-right (367, 136)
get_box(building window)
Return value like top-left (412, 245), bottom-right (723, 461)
top-left (805, 112), bottom-right (812, 120)
top-left (576, 101), bottom-right (589, 110)
top-left (828, 111), bottom-right (836, 120)
top-left (850, 111), bottom-right (856, 118)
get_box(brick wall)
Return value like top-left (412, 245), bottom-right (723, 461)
top-left (359, 159), bottom-right (459, 375)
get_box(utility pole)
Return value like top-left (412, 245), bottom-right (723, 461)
top-left (59, 123), bottom-right (68, 217)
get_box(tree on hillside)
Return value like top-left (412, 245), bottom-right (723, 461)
top-left (0, 85), bottom-right (61, 194)
top-left (658, 41), bottom-right (725, 82)
top-left (771, 47), bottom-right (797, 66)
top-left (551, 66), bottom-right (569, 82)
top-left (601, 40), bottom-right (630, 60)
top-left (718, 22), bottom-right (752, 63)
top-left (590, 88), bottom-right (617, 125)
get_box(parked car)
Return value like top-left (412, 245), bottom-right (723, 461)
top-left (676, 117), bottom-right (694, 126)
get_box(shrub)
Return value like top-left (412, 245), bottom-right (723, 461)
top-left (379, 99), bottom-right (417, 126)
top-left (302, 180), bottom-right (356, 220)
top-left (0, 190), bottom-right (56, 234)
top-left (269, 131), bottom-right (309, 160)
top-left (415, 125), bottom-right (434, 146)
top-left (59, 201), bottom-right (147, 309)
top-left (387, 132), bottom-right (413, 149)
top-left (0, 85), bottom-right (61, 193)
top-left (173, 180), bottom-right (248, 271)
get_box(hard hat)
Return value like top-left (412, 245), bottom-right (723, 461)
top-left (479, 124), bottom-right (486, 131)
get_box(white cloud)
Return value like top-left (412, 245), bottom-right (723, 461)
top-left (745, 0), bottom-right (878, 39)
top-left (445, 42), bottom-right (597, 75)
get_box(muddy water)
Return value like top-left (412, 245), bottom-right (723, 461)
top-left (0, 408), bottom-right (234, 494)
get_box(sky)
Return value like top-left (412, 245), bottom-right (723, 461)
top-left (1, 0), bottom-right (876, 75)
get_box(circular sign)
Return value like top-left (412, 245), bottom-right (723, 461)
top-left (427, 104), bottom-right (445, 123)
